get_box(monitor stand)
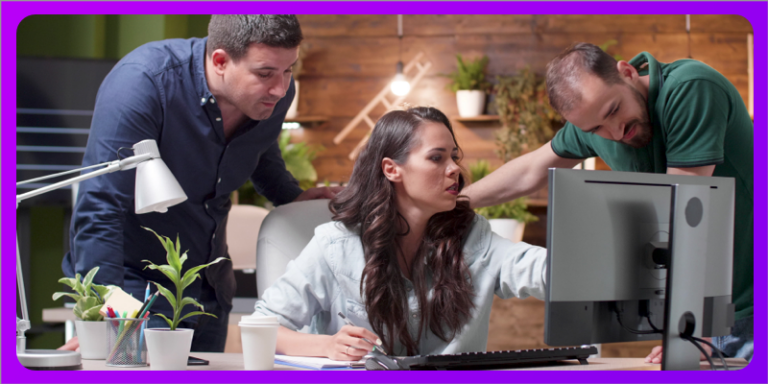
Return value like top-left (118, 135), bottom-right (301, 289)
top-left (662, 184), bottom-right (710, 370)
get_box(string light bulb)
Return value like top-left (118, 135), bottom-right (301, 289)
top-left (390, 15), bottom-right (410, 96)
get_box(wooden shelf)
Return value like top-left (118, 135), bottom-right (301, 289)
top-left (283, 115), bottom-right (329, 128)
top-left (451, 115), bottom-right (500, 122)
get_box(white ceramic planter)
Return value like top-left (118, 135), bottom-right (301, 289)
top-left (286, 80), bottom-right (299, 118)
top-left (489, 219), bottom-right (526, 243)
top-left (75, 320), bottom-right (107, 359)
top-left (144, 328), bottom-right (194, 370)
top-left (456, 90), bottom-right (486, 118)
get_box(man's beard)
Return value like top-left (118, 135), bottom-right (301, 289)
top-left (621, 87), bottom-right (653, 149)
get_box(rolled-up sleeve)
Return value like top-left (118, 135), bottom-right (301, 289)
top-left (253, 235), bottom-right (335, 330)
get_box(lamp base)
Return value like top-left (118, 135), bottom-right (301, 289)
top-left (17, 349), bottom-right (82, 370)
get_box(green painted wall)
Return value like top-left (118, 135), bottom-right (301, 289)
top-left (17, 15), bottom-right (211, 59)
top-left (16, 14), bottom-right (211, 349)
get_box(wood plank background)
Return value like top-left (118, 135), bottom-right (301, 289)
top-left (288, 14), bottom-right (752, 357)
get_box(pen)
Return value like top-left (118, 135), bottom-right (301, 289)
top-left (337, 312), bottom-right (388, 355)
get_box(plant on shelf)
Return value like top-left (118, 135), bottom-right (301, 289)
top-left (444, 54), bottom-right (492, 93)
top-left (443, 54), bottom-right (492, 118)
top-left (599, 39), bottom-right (623, 61)
top-left (493, 67), bottom-right (563, 162)
top-left (236, 130), bottom-right (324, 207)
top-left (468, 160), bottom-right (537, 225)
top-left (53, 267), bottom-right (118, 359)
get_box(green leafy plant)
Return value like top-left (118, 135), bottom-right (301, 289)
top-left (468, 160), bottom-right (538, 223)
top-left (237, 131), bottom-right (324, 207)
top-left (599, 39), bottom-right (623, 61)
top-left (52, 267), bottom-right (117, 321)
top-left (443, 54), bottom-right (492, 93)
top-left (142, 227), bottom-right (228, 331)
top-left (493, 67), bottom-right (563, 162)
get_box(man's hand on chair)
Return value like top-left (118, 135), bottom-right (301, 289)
top-left (294, 186), bottom-right (345, 202)
top-left (645, 338), bottom-right (712, 364)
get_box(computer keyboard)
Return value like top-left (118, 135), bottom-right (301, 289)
top-left (365, 345), bottom-right (598, 370)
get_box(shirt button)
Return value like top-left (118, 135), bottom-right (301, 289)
top-left (217, 178), bottom-right (222, 184)
top-left (201, 97), bottom-right (206, 103)
top-left (205, 203), bottom-right (209, 209)
top-left (212, 234), bottom-right (216, 240)
top-left (216, 117), bottom-right (222, 122)
top-left (210, 97), bottom-right (215, 104)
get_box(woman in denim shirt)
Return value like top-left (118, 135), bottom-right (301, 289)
top-left (254, 107), bottom-right (547, 359)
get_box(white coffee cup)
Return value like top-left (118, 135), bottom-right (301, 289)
top-left (239, 315), bottom-right (279, 370)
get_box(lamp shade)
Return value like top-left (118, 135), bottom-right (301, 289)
top-left (132, 140), bottom-right (187, 214)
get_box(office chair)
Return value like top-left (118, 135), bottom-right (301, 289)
top-left (256, 199), bottom-right (334, 297)
top-left (226, 204), bottom-right (270, 271)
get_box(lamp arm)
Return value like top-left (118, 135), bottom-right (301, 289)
top-left (16, 162), bottom-right (114, 186)
top-left (15, 153), bottom-right (152, 204)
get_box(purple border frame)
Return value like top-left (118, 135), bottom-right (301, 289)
top-left (2, 2), bottom-right (765, 383)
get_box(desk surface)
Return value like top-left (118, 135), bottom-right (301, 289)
top-left (81, 353), bottom-right (748, 371)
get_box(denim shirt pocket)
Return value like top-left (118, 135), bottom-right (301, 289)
top-left (344, 299), bottom-right (371, 329)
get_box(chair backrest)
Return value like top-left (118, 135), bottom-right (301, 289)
top-left (256, 199), bottom-right (334, 297)
top-left (226, 204), bottom-right (270, 271)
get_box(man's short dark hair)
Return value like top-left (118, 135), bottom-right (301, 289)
top-left (546, 42), bottom-right (623, 114)
top-left (206, 15), bottom-right (303, 61)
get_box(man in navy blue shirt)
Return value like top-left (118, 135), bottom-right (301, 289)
top-left (61, 15), bottom-right (338, 352)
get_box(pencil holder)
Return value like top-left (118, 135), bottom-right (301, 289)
top-left (106, 318), bottom-right (149, 367)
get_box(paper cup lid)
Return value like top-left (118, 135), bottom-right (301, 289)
top-left (239, 315), bottom-right (279, 326)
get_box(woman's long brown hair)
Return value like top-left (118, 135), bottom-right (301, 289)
top-left (329, 107), bottom-right (476, 356)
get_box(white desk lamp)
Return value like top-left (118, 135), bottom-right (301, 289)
top-left (16, 139), bottom-right (187, 369)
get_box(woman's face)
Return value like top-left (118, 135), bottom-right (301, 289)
top-left (387, 121), bottom-right (461, 217)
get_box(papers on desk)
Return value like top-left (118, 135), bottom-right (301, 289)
top-left (274, 354), bottom-right (368, 370)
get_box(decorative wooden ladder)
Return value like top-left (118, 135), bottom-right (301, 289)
top-left (333, 51), bottom-right (433, 160)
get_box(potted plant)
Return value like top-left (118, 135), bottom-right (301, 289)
top-left (141, 227), bottom-right (228, 370)
top-left (444, 54), bottom-right (491, 118)
top-left (493, 67), bottom-right (563, 162)
top-left (236, 130), bottom-right (324, 208)
top-left (468, 160), bottom-right (537, 242)
top-left (52, 267), bottom-right (117, 359)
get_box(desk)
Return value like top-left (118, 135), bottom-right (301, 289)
top-left (80, 353), bottom-right (748, 371)
top-left (43, 307), bottom-right (253, 352)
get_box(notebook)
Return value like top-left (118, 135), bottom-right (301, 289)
top-left (274, 355), bottom-right (368, 370)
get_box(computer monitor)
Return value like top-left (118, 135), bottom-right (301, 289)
top-left (544, 169), bottom-right (735, 370)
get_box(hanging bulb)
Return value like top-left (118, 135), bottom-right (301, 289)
top-left (390, 61), bottom-right (411, 96)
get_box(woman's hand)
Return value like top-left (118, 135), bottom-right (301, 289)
top-left (325, 325), bottom-right (381, 361)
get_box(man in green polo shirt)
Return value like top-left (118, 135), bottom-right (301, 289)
top-left (463, 42), bottom-right (753, 362)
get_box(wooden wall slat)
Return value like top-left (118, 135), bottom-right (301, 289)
top-left (690, 15), bottom-right (753, 33)
top-left (297, 15), bottom-right (397, 37)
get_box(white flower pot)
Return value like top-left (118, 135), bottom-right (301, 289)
top-left (286, 80), bottom-right (299, 118)
top-left (456, 90), bottom-right (486, 118)
top-left (489, 219), bottom-right (526, 243)
top-left (144, 328), bottom-right (194, 370)
top-left (75, 320), bottom-right (107, 359)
